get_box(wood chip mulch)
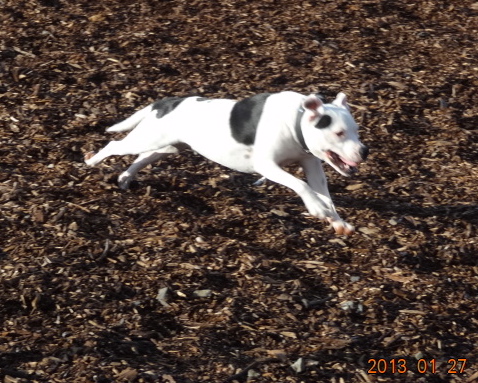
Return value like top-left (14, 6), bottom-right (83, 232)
top-left (1, 0), bottom-right (478, 382)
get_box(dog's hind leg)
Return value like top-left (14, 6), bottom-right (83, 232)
top-left (118, 146), bottom-right (179, 190)
top-left (85, 115), bottom-right (180, 166)
top-left (85, 140), bottom-right (137, 166)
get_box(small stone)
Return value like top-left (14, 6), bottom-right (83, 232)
top-left (291, 357), bottom-right (305, 373)
top-left (389, 217), bottom-right (398, 225)
top-left (340, 300), bottom-right (364, 314)
top-left (192, 289), bottom-right (212, 298)
top-left (301, 298), bottom-right (327, 309)
top-left (156, 287), bottom-right (171, 306)
top-left (68, 221), bottom-right (78, 231)
top-left (306, 359), bottom-right (319, 367)
top-left (340, 300), bottom-right (355, 311)
top-left (247, 369), bottom-right (260, 378)
top-left (414, 351), bottom-right (424, 360)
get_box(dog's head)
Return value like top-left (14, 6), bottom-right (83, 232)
top-left (300, 92), bottom-right (368, 176)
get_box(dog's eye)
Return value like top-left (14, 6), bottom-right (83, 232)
top-left (316, 115), bottom-right (332, 129)
top-left (336, 131), bottom-right (345, 138)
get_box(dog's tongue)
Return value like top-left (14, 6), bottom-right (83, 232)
top-left (340, 156), bottom-right (359, 167)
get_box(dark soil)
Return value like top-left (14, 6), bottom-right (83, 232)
top-left (1, 0), bottom-right (478, 382)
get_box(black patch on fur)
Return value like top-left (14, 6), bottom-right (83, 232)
top-left (230, 93), bottom-right (271, 145)
top-left (316, 114), bottom-right (332, 129)
top-left (152, 97), bottom-right (188, 119)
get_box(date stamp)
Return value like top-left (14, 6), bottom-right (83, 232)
top-left (368, 358), bottom-right (468, 374)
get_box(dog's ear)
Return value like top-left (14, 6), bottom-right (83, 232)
top-left (302, 94), bottom-right (325, 117)
top-left (332, 92), bottom-right (350, 110)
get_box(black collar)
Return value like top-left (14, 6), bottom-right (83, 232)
top-left (294, 107), bottom-right (311, 154)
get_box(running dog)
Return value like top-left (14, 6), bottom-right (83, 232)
top-left (85, 91), bottom-right (368, 235)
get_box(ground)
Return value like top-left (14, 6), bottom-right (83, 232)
top-left (1, 0), bottom-right (478, 382)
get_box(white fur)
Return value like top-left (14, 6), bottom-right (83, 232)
top-left (85, 91), bottom-right (368, 234)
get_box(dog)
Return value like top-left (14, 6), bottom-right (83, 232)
top-left (85, 91), bottom-right (368, 235)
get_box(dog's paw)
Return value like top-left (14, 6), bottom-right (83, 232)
top-left (253, 177), bottom-right (266, 186)
top-left (84, 151), bottom-right (97, 166)
top-left (118, 172), bottom-right (133, 190)
top-left (329, 219), bottom-right (355, 236)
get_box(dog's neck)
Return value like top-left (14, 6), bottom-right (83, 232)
top-left (294, 107), bottom-right (310, 154)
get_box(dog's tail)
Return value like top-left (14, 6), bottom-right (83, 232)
top-left (106, 105), bottom-right (153, 133)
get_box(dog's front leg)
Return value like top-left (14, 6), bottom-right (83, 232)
top-left (300, 156), bottom-right (354, 235)
top-left (254, 160), bottom-right (333, 220)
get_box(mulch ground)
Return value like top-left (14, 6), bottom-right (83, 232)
top-left (1, 0), bottom-right (478, 382)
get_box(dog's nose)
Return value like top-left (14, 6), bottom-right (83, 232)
top-left (359, 145), bottom-right (369, 161)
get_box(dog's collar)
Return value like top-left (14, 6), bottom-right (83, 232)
top-left (294, 107), bottom-right (311, 154)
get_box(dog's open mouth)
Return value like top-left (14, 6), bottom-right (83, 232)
top-left (326, 150), bottom-right (358, 175)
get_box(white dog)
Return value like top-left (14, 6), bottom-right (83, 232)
top-left (85, 91), bottom-right (368, 235)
